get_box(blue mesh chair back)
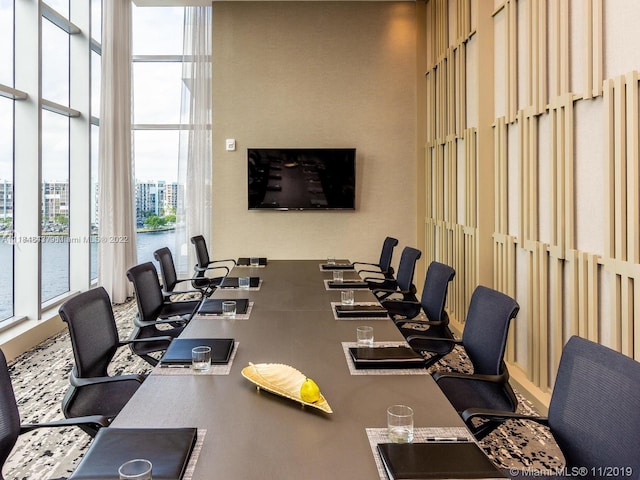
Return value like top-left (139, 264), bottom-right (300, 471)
top-left (395, 247), bottom-right (422, 293)
top-left (548, 336), bottom-right (640, 474)
top-left (462, 286), bottom-right (519, 376)
top-left (378, 237), bottom-right (399, 273)
top-left (421, 261), bottom-right (455, 323)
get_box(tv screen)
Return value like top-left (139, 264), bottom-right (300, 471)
top-left (248, 148), bottom-right (356, 210)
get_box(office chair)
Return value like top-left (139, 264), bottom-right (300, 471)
top-left (383, 261), bottom-right (456, 369)
top-left (0, 348), bottom-right (109, 480)
top-left (126, 262), bottom-right (201, 366)
top-left (58, 287), bottom-right (164, 435)
top-left (465, 336), bottom-right (640, 479)
top-left (383, 260), bottom-right (455, 323)
top-left (364, 246), bottom-right (422, 301)
top-left (407, 285), bottom-right (520, 440)
top-left (190, 235), bottom-right (235, 291)
top-left (352, 236), bottom-right (398, 278)
top-left (153, 247), bottom-right (212, 299)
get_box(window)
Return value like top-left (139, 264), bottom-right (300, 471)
top-left (40, 10), bottom-right (73, 303)
top-left (0, 0), bottom-right (14, 321)
top-left (90, 1), bottom-right (101, 281)
top-left (0, 1), bottom-right (91, 323)
top-left (132, 6), bottom-right (185, 265)
top-left (0, 97), bottom-right (13, 321)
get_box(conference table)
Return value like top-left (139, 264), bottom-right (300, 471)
top-left (112, 260), bottom-right (467, 479)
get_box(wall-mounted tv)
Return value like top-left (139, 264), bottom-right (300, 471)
top-left (248, 148), bottom-right (356, 210)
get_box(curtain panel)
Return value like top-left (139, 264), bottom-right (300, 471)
top-left (98, 0), bottom-right (137, 303)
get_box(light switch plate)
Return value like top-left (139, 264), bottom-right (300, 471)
top-left (226, 139), bottom-right (236, 151)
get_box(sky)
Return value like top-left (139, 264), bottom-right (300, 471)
top-left (0, 3), bottom-right (187, 184)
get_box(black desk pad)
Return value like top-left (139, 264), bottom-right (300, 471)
top-left (198, 298), bottom-right (250, 315)
top-left (220, 276), bottom-right (260, 288)
top-left (161, 338), bottom-right (235, 365)
top-left (70, 427), bottom-right (197, 480)
top-left (348, 346), bottom-right (425, 369)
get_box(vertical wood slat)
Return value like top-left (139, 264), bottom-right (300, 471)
top-left (494, 118), bottom-right (507, 234)
top-left (537, 0), bottom-right (547, 113)
top-left (425, 71), bottom-right (435, 143)
top-left (528, 241), bottom-right (549, 389)
top-left (584, 0), bottom-right (603, 99)
top-left (604, 79), bottom-right (615, 259)
top-left (455, 43), bottom-right (467, 136)
top-left (506, 0), bottom-right (517, 122)
top-left (445, 136), bottom-right (457, 224)
top-left (549, 94), bottom-right (576, 254)
top-left (493, 233), bottom-right (516, 363)
top-left (464, 128), bottom-right (477, 227)
top-left (425, 146), bottom-right (434, 221)
top-left (518, 109), bottom-right (538, 244)
top-left (626, 71), bottom-right (639, 264)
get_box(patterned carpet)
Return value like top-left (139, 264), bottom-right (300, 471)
top-left (3, 299), bottom-right (563, 480)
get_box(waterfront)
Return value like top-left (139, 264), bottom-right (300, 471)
top-left (0, 230), bottom-right (176, 321)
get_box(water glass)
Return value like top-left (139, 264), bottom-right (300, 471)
top-left (356, 325), bottom-right (374, 347)
top-left (119, 459), bottom-right (152, 480)
top-left (250, 257), bottom-right (260, 267)
top-left (333, 270), bottom-right (344, 283)
top-left (341, 289), bottom-right (354, 305)
top-left (222, 300), bottom-right (236, 317)
top-left (239, 276), bottom-right (251, 289)
top-left (327, 256), bottom-right (336, 266)
top-left (192, 346), bottom-right (211, 372)
top-left (387, 405), bottom-right (414, 443)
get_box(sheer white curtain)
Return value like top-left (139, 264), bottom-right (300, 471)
top-left (98, 0), bottom-right (137, 303)
top-left (175, 6), bottom-right (212, 275)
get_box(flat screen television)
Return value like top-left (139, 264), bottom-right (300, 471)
top-left (248, 148), bottom-right (356, 210)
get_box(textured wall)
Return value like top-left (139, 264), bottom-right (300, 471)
top-left (211, 2), bottom-right (417, 264)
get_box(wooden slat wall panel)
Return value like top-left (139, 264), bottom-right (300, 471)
top-left (602, 73), bottom-right (640, 359)
top-left (418, 0), bottom-right (625, 405)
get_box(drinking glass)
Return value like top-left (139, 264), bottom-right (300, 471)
top-left (250, 257), bottom-right (260, 267)
top-left (119, 459), bottom-right (152, 480)
top-left (387, 405), bottom-right (414, 443)
top-left (341, 289), bottom-right (354, 305)
top-left (192, 346), bottom-right (211, 372)
top-left (222, 300), bottom-right (236, 317)
top-left (238, 276), bottom-right (251, 289)
top-left (356, 326), bottom-right (374, 347)
top-left (333, 270), bottom-right (343, 283)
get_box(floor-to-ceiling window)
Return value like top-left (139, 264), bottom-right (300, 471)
top-left (0, 0), bottom-right (16, 321)
top-left (0, 1), bottom-right (93, 324)
top-left (90, 0), bottom-right (101, 281)
top-left (132, 6), bottom-right (185, 265)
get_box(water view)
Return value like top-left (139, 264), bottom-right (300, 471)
top-left (0, 229), bottom-right (177, 321)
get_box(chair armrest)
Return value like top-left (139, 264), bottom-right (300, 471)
top-left (208, 258), bottom-right (236, 266)
top-left (134, 316), bottom-right (187, 328)
top-left (382, 299), bottom-right (420, 308)
top-left (432, 370), bottom-right (508, 384)
top-left (396, 318), bottom-right (447, 327)
top-left (70, 373), bottom-right (145, 388)
top-left (461, 407), bottom-right (549, 428)
top-left (352, 262), bottom-right (381, 270)
top-left (120, 336), bottom-right (173, 345)
top-left (162, 288), bottom-right (205, 299)
top-left (195, 265), bottom-right (230, 275)
top-left (405, 334), bottom-right (461, 345)
top-left (20, 415), bottom-right (111, 434)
